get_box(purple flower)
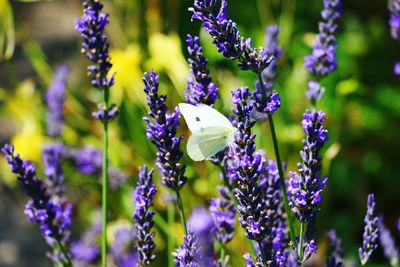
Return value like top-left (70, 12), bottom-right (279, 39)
top-left (289, 109), bottom-right (328, 223)
top-left (304, 0), bottom-right (342, 79)
top-left (75, 0), bottom-right (114, 89)
top-left (378, 217), bottom-right (399, 267)
top-left (209, 186), bottom-right (236, 244)
top-left (389, 0), bottom-right (400, 40)
top-left (62, 145), bottom-right (127, 189)
top-left (358, 194), bottom-right (379, 265)
top-left (111, 228), bottom-right (137, 267)
top-left (261, 160), bottom-right (288, 264)
top-left (394, 61), bottom-right (400, 76)
top-left (185, 34), bottom-right (219, 106)
top-left (2, 144), bottom-right (70, 239)
top-left (252, 25), bottom-right (282, 115)
top-left (71, 219), bottom-right (102, 266)
top-left (92, 103), bottom-right (119, 123)
top-left (228, 87), bottom-right (269, 242)
top-left (143, 70), bottom-right (187, 190)
top-left (173, 228), bottom-right (200, 267)
top-left (42, 143), bottom-right (65, 196)
top-left (306, 80), bottom-right (325, 105)
top-left (189, 0), bottom-right (273, 73)
top-left (133, 166), bottom-right (157, 265)
top-left (326, 230), bottom-right (343, 267)
top-left (2, 144), bottom-right (72, 265)
top-left (45, 65), bottom-right (69, 137)
top-left (243, 253), bottom-right (263, 267)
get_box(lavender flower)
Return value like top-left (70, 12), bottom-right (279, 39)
top-left (359, 194), bottom-right (379, 265)
top-left (75, 0), bottom-right (114, 89)
top-left (243, 253), bottom-right (263, 267)
top-left (45, 65), bottom-right (69, 137)
top-left (189, 208), bottom-right (215, 266)
top-left (62, 145), bottom-right (127, 189)
top-left (253, 25), bottom-right (282, 115)
top-left (228, 87), bottom-right (269, 242)
top-left (185, 34), bottom-right (219, 106)
top-left (2, 144), bottom-right (72, 266)
top-left (173, 228), bottom-right (200, 267)
top-left (289, 109), bottom-right (328, 224)
top-left (389, 0), bottom-right (400, 40)
top-left (326, 230), bottom-right (343, 267)
top-left (133, 166), bottom-right (157, 265)
top-left (111, 228), bottom-right (137, 267)
top-left (261, 160), bottom-right (287, 263)
top-left (92, 103), bottom-right (119, 123)
top-left (71, 219), bottom-right (102, 266)
top-left (305, 80), bottom-right (325, 105)
top-left (389, 0), bottom-right (400, 75)
top-left (189, 0), bottom-right (273, 73)
top-left (209, 186), bottom-right (236, 244)
top-left (42, 142), bottom-right (65, 196)
top-left (304, 0), bottom-right (342, 78)
top-left (2, 144), bottom-right (71, 239)
top-left (143, 70), bottom-right (187, 190)
top-left (378, 218), bottom-right (399, 267)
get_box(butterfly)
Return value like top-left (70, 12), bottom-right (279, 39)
top-left (178, 103), bottom-right (236, 161)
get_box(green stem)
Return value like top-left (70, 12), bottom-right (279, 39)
top-left (56, 240), bottom-right (73, 267)
top-left (175, 190), bottom-right (188, 235)
top-left (298, 222), bottom-right (306, 262)
top-left (102, 89), bottom-right (110, 267)
top-left (167, 201), bottom-right (175, 267)
top-left (219, 243), bottom-right (226, 263)
top-left (257, 241), bottom-right (268, 266)
top-left (257, 73), bottom-right (297, 246)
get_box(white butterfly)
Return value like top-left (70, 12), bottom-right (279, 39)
top-left (178, 103), bottom-right (236, 161)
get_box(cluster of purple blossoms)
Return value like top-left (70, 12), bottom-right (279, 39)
top-left (185, 34), bottom-right (219, 106)
top-left (378, 217), bottom-right (399, 267)
top-left (110, 228), bottom-right (137, 267)
top-left (71, 219), bottom-right (102, 266)
top-left (133, 166), bottom-right (157, 265)
top-left (388, 0), bottom-right (400, 75)
top-left (359, 194), bottom-right (379, 265)
top-left (304, 0), bottom-right (342, 102)
top-left (253, 25), bottom-right (282, 115)
top-left (75, 0), bottom-right (114, 89)
top-left (143, 70), bottom-right (187, 190)
top-left (62, 145), bottom-right (127, 189)
top-left (243, 253), bottom-right (263, 267)
top-left (189, 0), bottom-right (273, 73)
top-left (209, 186), bottom-right (236, 244)
top-left (42, 142), bottom-right (66, 197)
top-left (92, 103), bottom-right (120, 123)
top-left (45, 65), bottom-right (69, 137)
top-left (1, 144), bottom-right (72, 265)
top-left (326, 230), bottom-right (344, 267)
top-left (260, 160), bottom-right (288, 264)
top-left (289, 109), bottom-right (328, 223)
top-left (228, 87), bottom-right (269, 242)
top-left (173, 228), bottom-right (200, 267)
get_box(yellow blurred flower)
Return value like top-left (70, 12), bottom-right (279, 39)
top-left (5, 79), bottom-right (44, 162)
top-left (109, 43), bottom-right (143, 104)
top-left (147, 33), bottom-right (189, 95)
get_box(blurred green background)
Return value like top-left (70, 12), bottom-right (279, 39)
top-left (0, 0), bottom-right (399, 266)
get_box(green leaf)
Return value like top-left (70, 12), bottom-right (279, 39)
top-left (0, 0), bottom-right (15, 60)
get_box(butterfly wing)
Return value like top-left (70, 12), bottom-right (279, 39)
top-left (187, 126), bottom-right (233, 161)
top-left (178, 103), bottom-right (233, 133)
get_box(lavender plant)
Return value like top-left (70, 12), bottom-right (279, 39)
top-left (75, 0), bottom-right (117, 264)
top-left (378, 217), bottom-right (399, 267)
top-left (110, 228), bottom-right (137, 267)
top-left (45, 65), bottom-right (69, 138)
top-left (133, 166), bottom-right (157, 265)
top-left (1, 144), bottom-right (73, 266)
top-left (173, 228), bottom-right (200, 266)
top-left (288, 109), bottom-right (328, 262)
top-left (304, 0), bottom-right (342, 103)
top-left (185, 34), bottom-right (219, 106)
top-left (389, 0), bottom-right (400, 75)
top-left (71, 219), bottom-right (102, 266)
top-left (143, 70), bottom-right (188, 233)
top-left (326, 230), bottom-right (344, 267)
top-left (359, 194), bottom-right (379, 265)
